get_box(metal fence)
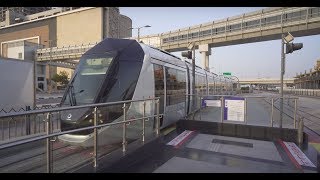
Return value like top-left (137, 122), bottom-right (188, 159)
top-left (0, 104), bottom-right (61, 141)
top-left (186, 94), bottom-right (299, 129)
top-left (0, 104), bottom-right (60, 114)
top-left (0, 97), bottom-right (161, 173)
top-left (283, 88), bottom-right (320, 97)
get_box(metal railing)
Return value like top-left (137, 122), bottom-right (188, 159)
top-left (0, 104), bottom-right (61, 141)
top-left (36, 43), bottom-right (97, 61)
top-left (186, 94), bottom-right (299, 129)
top-left (283, 88), bottom-right (320, 97)
top-left (0, 104), bottom-right (60, 114)
top-left (0, 97), bottom-right (161, 173)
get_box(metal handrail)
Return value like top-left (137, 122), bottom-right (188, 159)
top-left (186, 94), bottom-right (268, 98)
top-left (0, 97), bottom-right (159, 118)
top-left (187, 94), bottom-right (299, 128)
top-left (0, 114), bottom-right (162, 150)
top-left (0, 97), bottom-right (161, 173)
top-left (186, 94), bottom-right (299, 99)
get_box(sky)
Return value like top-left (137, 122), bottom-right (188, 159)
top-left (119, 7), bottom-right (320, 79)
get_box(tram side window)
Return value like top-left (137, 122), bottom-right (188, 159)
top-left (165, 67), bottom-right (186, 106)
top-left (154, 64), bottom-right (164, 114)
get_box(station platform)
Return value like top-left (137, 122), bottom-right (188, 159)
top-left (74, 120), bottom-right (319, 173)
top-left (69, 94), bottom-right (320, 173)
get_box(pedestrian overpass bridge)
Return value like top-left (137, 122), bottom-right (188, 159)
top-left (138, 7), bottom-right (320, 52)
top-left (239, 78), bottom-right (295, 85)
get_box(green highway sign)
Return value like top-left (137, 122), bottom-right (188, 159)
top-left (223, 72), bottom-right (231, 76)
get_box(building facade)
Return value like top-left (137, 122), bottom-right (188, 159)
top-left (0, 7), bottom-right (51, 22)
top-left (0, 7), bottom-right (132, 91)
top-left (294, 60), bottom-right (320, 89)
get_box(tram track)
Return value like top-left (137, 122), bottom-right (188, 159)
top-left (0, 138), bottom-right (122, 173)
top-left (0, 141), bottom-right (73, 172)
top-left (0, 141), bottom-right (68, 169)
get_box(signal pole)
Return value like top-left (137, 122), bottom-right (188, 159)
top-left (192, 45), bottom-right (195, 95)
top-left (182, 43), bottom-right (195, 95)
top-left (280, 34), bottom-right (285, 128)
top-left (280, 32), bottom-right (303, 128)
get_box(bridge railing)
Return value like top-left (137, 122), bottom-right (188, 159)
top-left (139, 7), bottom-right (320, 48)
top-left (0, 97), bottom-right (161, 173)
top-left (36, 43), bottom-right (97, 61)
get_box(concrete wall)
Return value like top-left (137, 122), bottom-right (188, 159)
top-left (0, 58), bottom-right (34, 111)
top-left (104, 7), bottom-right (120, 38)
top-left (24, 45), bottom-right (37, 61)
top-left (119, 14), bottom-right (132, 38)
top-left (56, 8), bottom-right (103, 47)
top-left (46, 64), bottom-right (57, 80)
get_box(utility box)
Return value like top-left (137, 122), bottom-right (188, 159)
top-left (0, 58), bottom-right (34, 115)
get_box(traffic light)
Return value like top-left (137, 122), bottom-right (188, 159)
top-left (181, 51), bottom-right (192, 59)
top-left (286, 43), bottom-right (303, 54)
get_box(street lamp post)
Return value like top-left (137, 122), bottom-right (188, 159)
top-left (280, 34), bottom-right (285, 128)
top-left (187, 43), bottom-right (196, 95)
top-left (44, 40), bottom-right (53, 94)
top-left (181, 43), bottom-right (196, 111)
top-left (181, 43), bottom-right (195, 95)
top-left (191, 45), bottom-right (195, 95)
top-left (129, 25), bottom-right (151, 42)
top-left (33, 45), bottom-right (37, 109)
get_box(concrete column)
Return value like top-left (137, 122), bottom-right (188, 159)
top-left (205, 54), bottom-right (209, 71)
top-left (199, 44), bottom-right (211, 71)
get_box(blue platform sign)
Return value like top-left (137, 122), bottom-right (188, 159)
top-left (223, 96), bottom-right (245, 122)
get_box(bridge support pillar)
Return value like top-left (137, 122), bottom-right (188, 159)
top-left (199, 44), bottom-right (211, 71)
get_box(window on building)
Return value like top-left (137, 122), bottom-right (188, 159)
top-left (18, 53), bottom-right (22, 59)
top-left (37, 77), bottom-right (44, 81)
top-left (154, 64), bottom-right (164, 114)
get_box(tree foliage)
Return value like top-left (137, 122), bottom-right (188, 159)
top-left (52, 70), bottom-right (69, 85)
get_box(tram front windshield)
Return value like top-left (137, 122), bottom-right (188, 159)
top-left (62, 53), bottom-right (115, 105)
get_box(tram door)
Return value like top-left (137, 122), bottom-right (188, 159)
top-left (153, 64), bottom-right (165, 127)
top-left (186, 66), bottom-right (190, 115)
top-left (163, 66), bottom-right (186, 127)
